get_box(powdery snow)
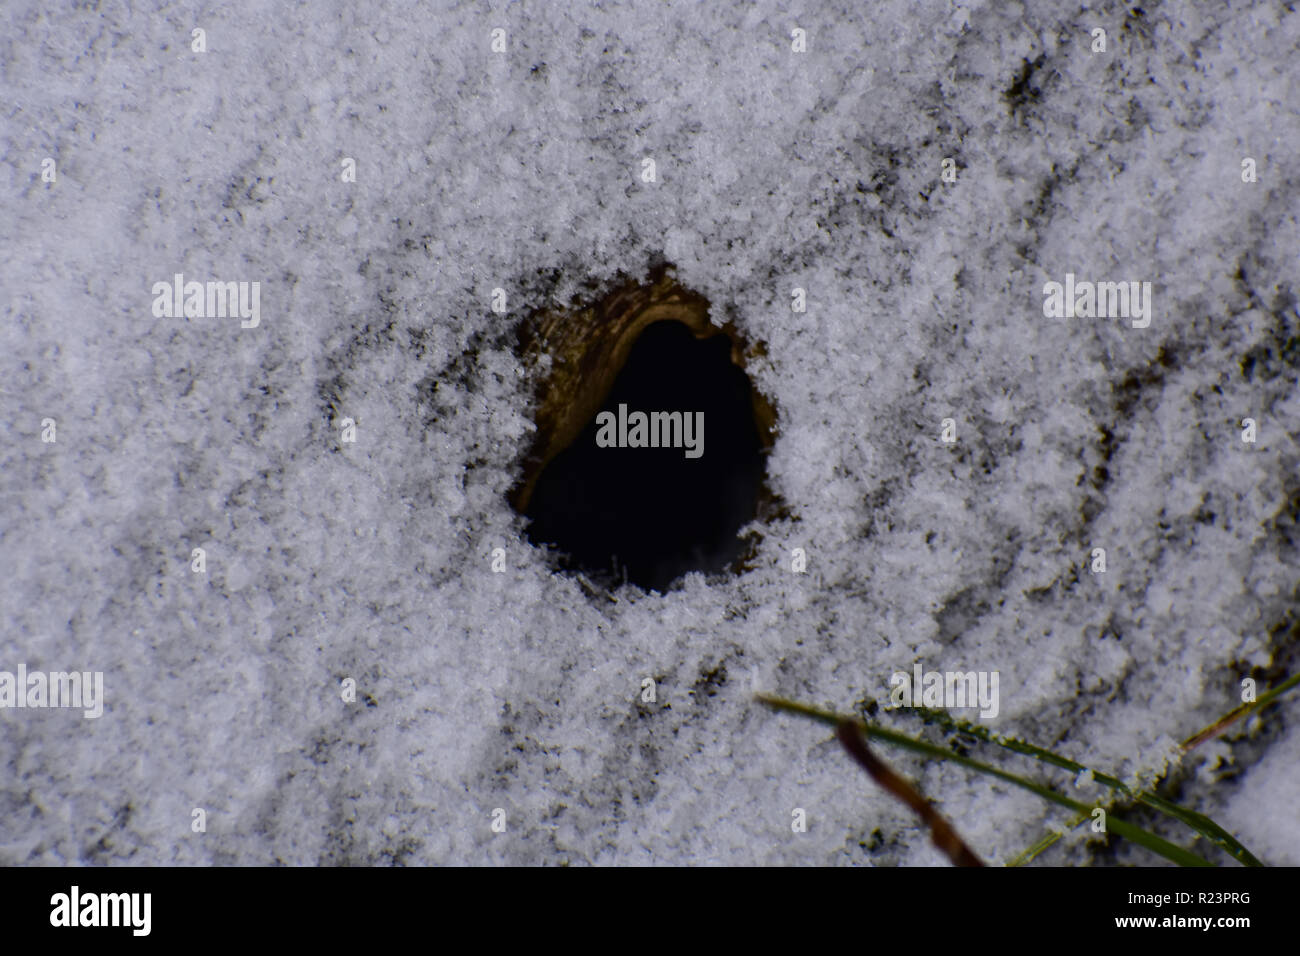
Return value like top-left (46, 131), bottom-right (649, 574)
top-left (1, 0), bottom-right (1297, 865)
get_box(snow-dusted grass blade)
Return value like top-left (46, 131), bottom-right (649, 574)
top-left (757, 693), bottom-right (1215, 867)
top-left (1008, 671), bottom-right (1299, 865)
top-left (906, 706), bottom-right (1263, 867)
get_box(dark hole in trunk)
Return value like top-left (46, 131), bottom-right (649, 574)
top-left (523, 320), bottom-right (764, 592)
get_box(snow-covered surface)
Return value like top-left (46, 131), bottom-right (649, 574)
top-left (2, 1), bottom-right (1297, 865)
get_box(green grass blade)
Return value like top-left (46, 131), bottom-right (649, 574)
top-left (1005, 813), bottom-right (1088, 867)
top-left (907, 706), bottom-right (1263, 866)
top-left (1182, 671), bottom-right (1300, 749)
top-left (756, 694), bottom-right (1215, 867)
top-left (1006, 670), bottom-right (1298, 866)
